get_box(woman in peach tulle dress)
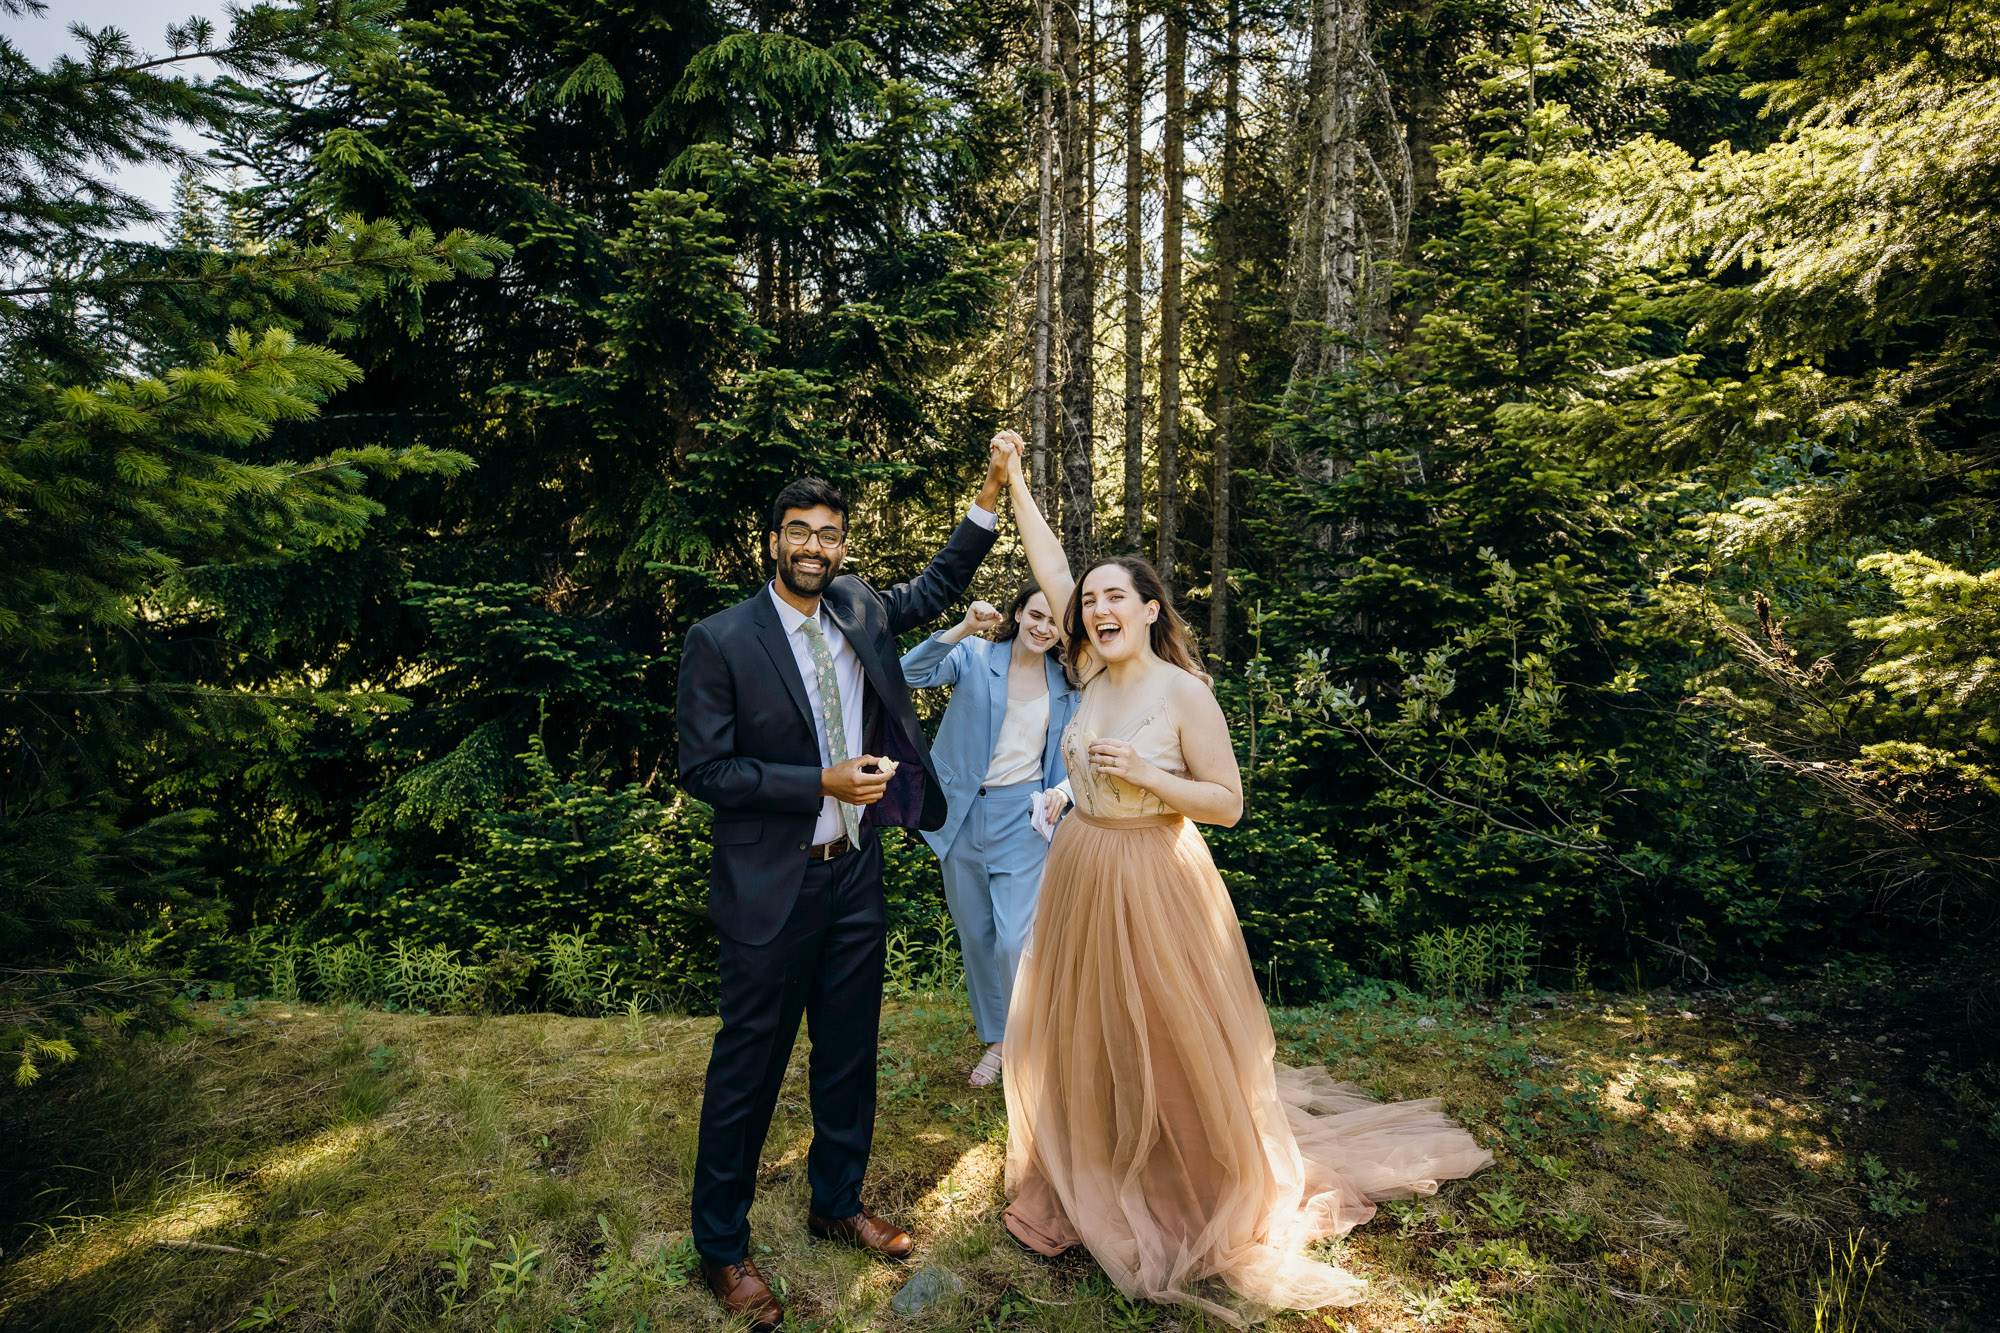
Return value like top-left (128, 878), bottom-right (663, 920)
top-left (1001, 556), bottom-right (1493, 1325)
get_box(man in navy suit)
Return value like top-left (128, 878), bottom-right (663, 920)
top-left (676, 441), bottom-right (1012, 1327)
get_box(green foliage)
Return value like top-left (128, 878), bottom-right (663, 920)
top-left (1222, 96), bottom-right (1807, 991)
top-left (1437, 1236), bottom-right (1540, 1281)
top-left (387, 733), bottom-right (714, 1005)
top-left (1594, 0), bottom-right (2000, 918)
top-left (309, 939), bottom-right (385, 1004)
top-left (564, 1215), bottom-right (700, 1329)
top-left (1469, 1182), bottom-right (1533, 1232)
top-left (429, 1209), bottom-right (493, 1315)
top-left (883, 908), bottom-right (968, 1001)
top-left (1408, 922), bottom-right (1540, 999)
top-left (232, 1289), bottom-right (298, 1329)
top-left (1502, 1071), bottom-right (1610, 1143)
top-left (484, 1233), bottom-right (544, 1303)
top-left (6, 327), bottom-right (470, 650)
top-left (268, 920), bottom-right (667, 1016)
top-left (433, 1206), bottom-right (707, 1326)
top-left (366, 583), bottom-right (666, 835)
top-left (7, 0), bottom-right (1990, 1032)
top-left (384, 941), bottom-right (476, 1013)
top-left (1858, 1154), bottom-right (1926, 1219)
top-left (1851, 554), bottom-right (2000, 734)
top-left (0, 1), bottom-right (402, 260)
top-left (1809, 1233), bottom-right (1888, 1333)
top-left (1920, 1059), bottom-right (2000, 1142)
top-left (0, 1), bottom-right (504, 1083)
top-left (137, 0), bottom-right (1023, 971)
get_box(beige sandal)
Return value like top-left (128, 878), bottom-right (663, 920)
top-left (969, 1046), bottom-right (1004, 1088)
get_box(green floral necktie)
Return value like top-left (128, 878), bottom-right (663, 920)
top-left (799, 617), bottom-right (861, 845)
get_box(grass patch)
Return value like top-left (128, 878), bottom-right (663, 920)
top-left (1, 974), bottom-right (1995, 1330)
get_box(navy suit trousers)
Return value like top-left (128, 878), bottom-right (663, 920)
top-left (690, 836), bottom-right (887, 1261)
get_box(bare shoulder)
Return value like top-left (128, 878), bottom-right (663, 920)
top-left (1163, 665), bottom-right (1223, 715)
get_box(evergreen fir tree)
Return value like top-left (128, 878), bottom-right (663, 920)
top-left (168, 168), bottom-right (218, 251)
top-left (185, 0), bottom-right (1023, 953)
top-left (0, 2), bottom-right (502, 1085)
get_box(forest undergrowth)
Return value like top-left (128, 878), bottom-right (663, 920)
top-left (3, 973), bottom-right (1994, 1333)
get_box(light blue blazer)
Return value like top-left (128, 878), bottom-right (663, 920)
top-left (899, 633), bottom-right (1082, 860)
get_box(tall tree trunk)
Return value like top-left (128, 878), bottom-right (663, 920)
top-left (1122, 0), bottom-right (1145, 551)
top-left (1032, 0), bottom-right (1056, 515)
top-left (1208, 0), bottom-right (1241, 663)
top-left (1157, 9), bottom-right (1185, 593)
top-left (1058, 0), bottom-right (1095, 567)
top-left (1384, 0), bottom-right (1443, 242)
top-left (1376, 0), bottom-right (1440, 344)
top-left (1286, 0), bottom-right (1410, 393)
top-left (757, 233), bottom-right (776, 329)
top-left (780, 235), bottom-right (799, 348)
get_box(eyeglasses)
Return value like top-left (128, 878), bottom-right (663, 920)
top-left (780, 522), bottom-right (847, 548)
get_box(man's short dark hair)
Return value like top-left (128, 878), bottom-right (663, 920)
top-left (768, 477), bottom-right (848, 533)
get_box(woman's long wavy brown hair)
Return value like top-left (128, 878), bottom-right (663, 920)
top-left (1062, 556), bottom-right (1210, 685)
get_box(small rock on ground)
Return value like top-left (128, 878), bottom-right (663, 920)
top-left (890, 1266), bottom-right (965, 1314)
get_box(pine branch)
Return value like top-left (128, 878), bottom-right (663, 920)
top-left (1, 220), bottom-right (507, 300)
top-left (0, 41), bottom-right (294, 99)
top-left (1, 255), bottom-right (424, 301)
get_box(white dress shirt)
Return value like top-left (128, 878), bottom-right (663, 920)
top-left (769, 582), bottom-right (867, 844)
top-left (773, 503), bottom-right (997, 844)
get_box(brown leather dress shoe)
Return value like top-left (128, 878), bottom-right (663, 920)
top-left (701, 1255), bottom-right (783, 1329)
top-left (807, 1206), bottom-right (915, 1260)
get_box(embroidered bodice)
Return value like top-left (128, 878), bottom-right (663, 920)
top-left (1061, 683), bottom-right (1186, 820)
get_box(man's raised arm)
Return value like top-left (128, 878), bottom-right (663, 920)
top-left (879, 439), bottom-right (1011, 635)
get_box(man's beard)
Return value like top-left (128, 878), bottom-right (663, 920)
top-left (777, 547), bottom-right (841, 596)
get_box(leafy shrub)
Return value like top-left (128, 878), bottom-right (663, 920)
top-left (1437, 1237), bottom-right (1539, 1281)
top-left (274, 932), bottom-right (643, 1016)
top-left (1214, 94), bottom-right (1833, 996)
top-left (1502, 1072), bottom-right (1609, 1145)
top-left (1409, 922), bottom-right (1540, 999)
top-left (883, 908), bottom-right (967, 1000)
top-left (325, 734), bottom-right (719, 1009)
top-left (386, 942), bottom-right (476, 1013)
top-left (1858, 1154), bottom-right (1926, 1219)
top-left (310, 940), bottom-right (383, 1004)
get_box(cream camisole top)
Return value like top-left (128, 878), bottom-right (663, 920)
top-left (984, 690), bottom-right (1050, 786)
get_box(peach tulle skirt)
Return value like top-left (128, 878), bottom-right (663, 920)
top-left (1002, 811), bottom-right (1494, 1324)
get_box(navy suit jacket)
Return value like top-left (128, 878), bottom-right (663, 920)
top-left (675, 517), bottom-right (996, 944)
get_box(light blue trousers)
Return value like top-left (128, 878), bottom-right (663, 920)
top-left (939, 780), bottom-right (1050, 1043)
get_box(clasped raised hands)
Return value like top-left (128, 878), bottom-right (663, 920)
top-left (991, 429), bottom-right (1027, 482)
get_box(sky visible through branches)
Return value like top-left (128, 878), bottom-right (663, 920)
top-left (4, 0), bottom-right (237, 236)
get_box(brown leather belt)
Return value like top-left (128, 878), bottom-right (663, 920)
top-left (806, 834), bottom-right (853, 861)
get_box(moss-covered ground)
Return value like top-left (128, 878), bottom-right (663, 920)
top-left (3, 972), bottom-right (1996, 1331)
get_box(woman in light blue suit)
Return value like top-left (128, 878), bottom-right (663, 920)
top-left (902, 435), bottom-right (1077, 1087)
